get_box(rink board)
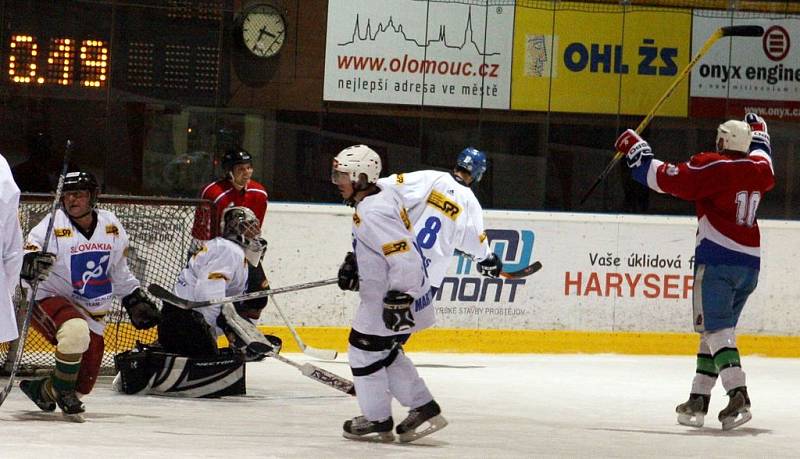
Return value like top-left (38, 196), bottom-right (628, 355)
top-left (254, 204), bottom-right (800, 356)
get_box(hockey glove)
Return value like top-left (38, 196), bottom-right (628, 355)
top-left (337, 251), bottom-right (359, 291)
top-left (745, 112), bottom-right (771, 149)
top-left (382, 290), bottom-right (415, 332)
top-left (20, 251), bottom-right (56, 282)
top-left (477, 253), bottom-right (503, 278)
top-left (615, 129), bottom-right (653, 169)
top-left (122, 288), bottom-right (161, 330)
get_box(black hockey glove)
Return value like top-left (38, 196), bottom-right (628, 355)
top-left (382, 290), bottom-right (415, 332)
top-left (477, 253), bottom-right (503, 278)
top-left (20, 251), bottom-right (56, 282)
top-left (122, 288), bottom-right (161, 330)
top-left (337, 251), bottom-right (359, 291)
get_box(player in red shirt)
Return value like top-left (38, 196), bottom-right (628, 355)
top-left (191, 148), bottom-right (268, 241)
top-left (190, 148), bottom-right (270, 321)
top-left (616, 113), bottom-right (774, 431)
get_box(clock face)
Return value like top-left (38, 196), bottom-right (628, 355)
top-left (241, 4), bottom-right (286, 58)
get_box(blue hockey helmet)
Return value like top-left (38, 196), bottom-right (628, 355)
top-left (455, 147), bottom-right (487, 182)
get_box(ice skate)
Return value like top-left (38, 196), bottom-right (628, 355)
top-left (54, 388), bottom-right (86, 423)
top-left (396, 400), bottom-right (448, 443)
top-left (718, 386), bottom-right (751, 431)
top-left (342, 415), bottom-right (395, 443)
top-left (675, 393), bottom-right (710, 427)
top-left (19, 378), bottom-right (56, 412)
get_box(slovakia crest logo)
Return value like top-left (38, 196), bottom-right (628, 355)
top-left (71, 251), bottom-right (112, 299)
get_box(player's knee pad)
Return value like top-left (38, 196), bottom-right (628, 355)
top-left (347, 329), bottom-right (403, 376)
top-left (55, 318), bottom-right (90, 354)
top-left (704, 327), bottom-right (736, 354)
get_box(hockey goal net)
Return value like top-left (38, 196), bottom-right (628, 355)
top-left (0, 194), bottom-right (213, 376)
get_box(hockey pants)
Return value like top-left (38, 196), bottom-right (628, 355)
top-left (348, 329), bottom-right (433, 422)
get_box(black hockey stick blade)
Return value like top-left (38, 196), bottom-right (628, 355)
top-left (721, 25), bottom-right (764, 37)
top-left (500, 261), bottom-right (543, 279)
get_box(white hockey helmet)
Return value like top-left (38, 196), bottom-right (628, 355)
top-left (331, 145), bottom-right (382, 187)
top-left (221, 206), bottom-right (266, 265)
top-left (716, 120), bottom-right (752, 153)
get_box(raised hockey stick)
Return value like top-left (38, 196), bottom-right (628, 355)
top-left (0, 140), bottom-right (73, 407)
top-left (147, 277), bottom-right (338, 310)
top-left (271, 353), bottom-right (354, 396)
top-left (270, 295), bottom-right (338, 360)
top-left (578, 25), bottom-right (765, 205)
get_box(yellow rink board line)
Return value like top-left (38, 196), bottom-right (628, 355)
top-left (18, 325), bottom-right (800, 358)
top-left (253, 327), bottom-right (800, 358)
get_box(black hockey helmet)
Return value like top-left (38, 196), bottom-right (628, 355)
top-left (221, 148), bottom-right (252, 174)
top-left (62, 171), bottom-right (100, 207)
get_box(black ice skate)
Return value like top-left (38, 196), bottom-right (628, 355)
top-left (396, 400), bottom-right (448, 443)
top-left (54, 388), bottom-right (86, 423)
top-left (675, 393), bottom-right (710, 427)
top-left (342, 415), bottom-right (395, 443)
top-left (19, 378), bottom-right (56, 412)
top-left (718, 386), bottom-right (751, 431)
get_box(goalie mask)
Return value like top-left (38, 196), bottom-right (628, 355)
top-left (221, 206), bottom-right (267, 266)
top-left (456, 147), bottom-right (487, 183)
top-left (716, 120), bottom-right (752, 154)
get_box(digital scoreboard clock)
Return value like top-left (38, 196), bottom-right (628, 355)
top-left (8, 35), bottom-right (109, 88)
top-left (2, 0), bottom-right (232, 106)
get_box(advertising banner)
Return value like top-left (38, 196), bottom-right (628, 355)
top-left (511, 4), bottom-right (691, 116)
top-left (263, 205), bottom-right (800, 336)
top-left (323, 0), bottom-right (514, 109)
top-left (690, 12), bottom-right (800, 120)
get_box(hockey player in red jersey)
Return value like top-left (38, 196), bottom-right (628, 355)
top-left (615, 113), bottom-right (774, 431)
top-left (190, 148), bottom-right (268, 241)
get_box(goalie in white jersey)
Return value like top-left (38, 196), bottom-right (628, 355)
top-left (158, 206), bottom-right (279, 361)
top-left (19, 171), bottom-right (160, 418)
top-left (332, 144), bottom-right (446, 443)
top-left (376, 147), bottom-right (503, 291)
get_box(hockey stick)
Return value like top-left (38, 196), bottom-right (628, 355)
top-left (500, 260), bottom-right (543, 279)
top-left (0, 140), bottom-right (73, 407)
top-left (271, 353), bottom-right (354, 396)
top-left (455, 250), bottom-right (543, 279)
top-left (578, 25), bottom-right (765, 205)
top-left (270, 295), bottom-right (338, 360)
top-left (147, 277), bottom-right (338, 310)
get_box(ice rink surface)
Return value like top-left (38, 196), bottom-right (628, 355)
top-left (1, 353), bottom-right (799, 458)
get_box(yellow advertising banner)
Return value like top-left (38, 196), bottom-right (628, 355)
top-left (512, 3), bottom-right (691, 116)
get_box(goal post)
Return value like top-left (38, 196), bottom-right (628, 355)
top-left (0, 194), bottom-right (213, 376)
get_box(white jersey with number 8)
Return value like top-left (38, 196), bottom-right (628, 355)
top-left (378, 170), bottom-right (491, 289)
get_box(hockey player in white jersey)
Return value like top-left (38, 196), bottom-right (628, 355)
top-left (157, 206), bottom-right (279, 360)
top-left (332, 144), bottom-right (446, 443)
top-left (0, 153), bottom-right (23, 344)
top-left (376, 146), bottom-right (503, 291)
top-left (18, 171), bottom-right (160, 419)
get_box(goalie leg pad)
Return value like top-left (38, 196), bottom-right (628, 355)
top-left (114, 349), bottom-right (153, 395)
top-left (148, 349), bottom-right (246, 398)
top-left (114, 346), bottom-right (246, 398)
top-left (218, 303), bottom-right (275, 357)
